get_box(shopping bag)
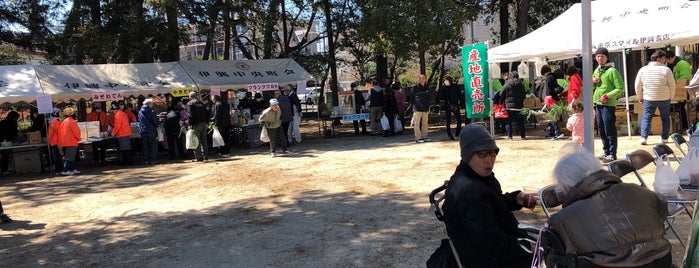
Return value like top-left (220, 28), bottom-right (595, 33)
top-left (212, 128), bottom-right (225, 148)
top-left (394, 118), bottom-right (403, 133)
top-left (186, 129), bottom-right (199, 150)
top-left (676, 147), bottom-right (699, 186)
top-left (654, 156), bottom-right (680, 197)
top-left (260, 126), bottom-right (270, 143)
top-left (380, 115), bottom-right (390, 130)
top-left (494, 104), bottom-right (509, 119)
top-left (157, 126), bottom-right (165, 142)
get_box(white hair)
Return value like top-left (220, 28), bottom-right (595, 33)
top-left (552, 143), bottom-right (603, 197)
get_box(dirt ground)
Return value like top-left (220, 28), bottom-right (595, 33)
top-left (0, 118), bottom-right (691, 267)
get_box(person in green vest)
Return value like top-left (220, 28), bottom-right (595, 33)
top-left (667, 50), bottom-right (692, 129)
top-left (667, 51), bottom-right (692, 80)
top-left (592, 47), bottom-right (624, 163)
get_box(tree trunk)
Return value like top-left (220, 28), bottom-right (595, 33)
top-left (263, 0), bottom-right (280, 59)
top-left (376, 54), bottom-right (388, 82)
top-left (516, 0), bottom-right (528, 38)
top-left (499, 0), bottom-right (510, 44)
top-left (419, 50), bottom-right (426, 75)
top-left (223, 0), bottom-right (231, 60)
top-left (323, 0), bottom-right (339, 107)
top-left (164, 1), bottom-right (179, 62)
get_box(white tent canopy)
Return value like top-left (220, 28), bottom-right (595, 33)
top-left (179, 59), bottom-right (312, 91)
top-left (33, 62), bottom-right (197, 102)
top-left (0, 65), bottom-right (44, 103)
top-left (488, 0), bottom-right (699, 63)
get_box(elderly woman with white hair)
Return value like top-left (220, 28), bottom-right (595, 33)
top-left (546, 144), bottom-right (671, 267)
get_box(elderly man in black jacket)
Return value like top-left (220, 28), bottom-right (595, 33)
top-left (411, 74), bottom-right (431, 143)
top-left (442, 124), bottom-right (537, 267)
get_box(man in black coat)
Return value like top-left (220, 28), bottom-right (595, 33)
top-left (211, 94), bottom-right (231, 156)
top-left (351, 82), bottom-right (369, 135)
top-left (439, 75), bottom-right (464, 140)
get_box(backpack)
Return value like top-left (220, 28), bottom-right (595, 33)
top-left (533, 76), bottom-right (546, 100)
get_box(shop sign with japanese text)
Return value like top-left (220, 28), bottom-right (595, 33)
top-left (92, 91), bottom-right (124, 101)
top-left (461, 43), bottom-right (490, 119)
top-left (247, 83), bottom-right (279, 92)
top-left (171, 88), bottom-right (196, 97)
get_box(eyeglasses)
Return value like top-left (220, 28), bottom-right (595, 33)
top-left (475, 150), bottom-right (499, 158)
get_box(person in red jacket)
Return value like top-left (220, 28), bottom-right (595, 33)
top-left (112, 101), bottom-right (133, 165)
top-left (86, 102), bottom-right (109, 164)
top-left (58, 107), bottom-right (81, 175)
top-left (109, 100), bottom-right (137, 126)
top-left (47, 108), bottom-right (63, 175)
top-left (566, 66), bottom-right (582, 104)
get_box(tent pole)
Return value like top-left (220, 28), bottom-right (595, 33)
top-left (581, 0), bottom-right (594, 153)
top-left (622, 51), bottom-right (632, 138)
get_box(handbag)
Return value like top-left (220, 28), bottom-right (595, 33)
top-left (494, 103), bottom-right (509, 119)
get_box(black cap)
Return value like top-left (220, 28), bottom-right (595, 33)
top-left (595, 47), bottom-right (609, 58)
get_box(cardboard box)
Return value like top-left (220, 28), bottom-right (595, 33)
top-left (13, 150), bottom-right (41, 174)
top-left (27, 131), bottom-right (42, 144)
top-left (673, 78), bottom-right (689, 101)
top-left (650, 113), bottom-right (681, 135)
top-left (632, 103), bottom-right (660, 115)
top-left (523, 98), bottom-right (541, 108)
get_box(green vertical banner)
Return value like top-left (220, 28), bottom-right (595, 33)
top-left (462, 43), bottom-right (490, 119)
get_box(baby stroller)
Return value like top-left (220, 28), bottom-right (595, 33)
top-left (427, 181), bottom-right (544, 268)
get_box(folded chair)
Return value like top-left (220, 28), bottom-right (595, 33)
top-left (608, 155), bottom-right (693, 248)
top-left (671, 133), bottom-right (689, 157)
top-left (652, 143), bottom-right (682, 166)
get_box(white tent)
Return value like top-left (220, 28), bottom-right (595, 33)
top-left (488, 0), bottom-right (699, 63)
top-left (34, 62), bottom-right (197, 102)
top-left (0, 65), bottom-right (45, 103)
top-left (179, 58), bottom-right (312, 91)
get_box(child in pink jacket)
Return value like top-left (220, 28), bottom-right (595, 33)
top-left (566, 102), bottom-right (584, 145)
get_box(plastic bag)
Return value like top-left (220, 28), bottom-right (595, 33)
top-left (394, 118), bottom-right (403, 133)
top-left (676, 147), bottom-right (699, 186)
top-left (157, 126), bottom-right (165, 142)
top-left (186, 129), bottom-right (199, 150)
top-left (494, 104), bottom-right (509, 119)
top-left (654, 156), bottom-right (680, 197)
top-left (260, 126), bottom-right (270, 143)
top-left (380, 115), bottom-right (390, 130)
top-left (212, 128), bottom-right (225, 148)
